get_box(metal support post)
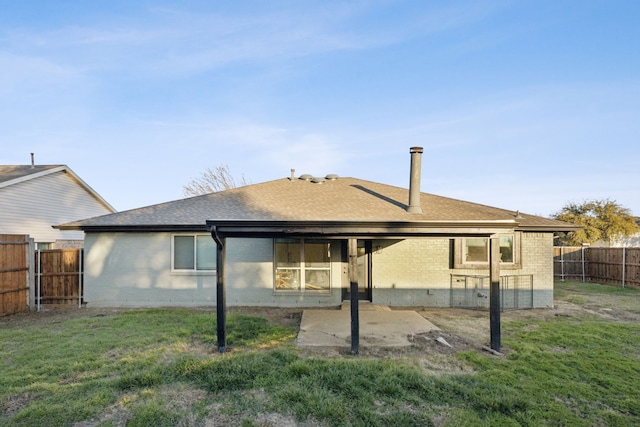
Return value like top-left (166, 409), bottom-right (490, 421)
top-left (348, 238), bottom-right (359, 355)
top-left (489, 236), bottom-right (501, 352)
top-left (211, 227), bottom-right (226, 353)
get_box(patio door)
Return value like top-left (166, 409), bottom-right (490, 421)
top-left (343, 240), bottom-right (372, 302)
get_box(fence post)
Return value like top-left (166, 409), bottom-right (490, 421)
top-left (622, 247), bottom-right (626, 289)
top-left (78, 249), bottom-right (83, 308)
top-left (560, 247), bottom-right (565, 281)
top-left (36, 249), bottom-right (41, 312)
top-left (27, 237), bottom-right (35, 311)
top-left (581, 246), bottom-right (586, 283)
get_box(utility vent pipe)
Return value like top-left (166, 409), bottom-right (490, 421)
top-left (31, 153), bottom-right (35, 168)
top-left (407, 146), bottom-right (423, 214)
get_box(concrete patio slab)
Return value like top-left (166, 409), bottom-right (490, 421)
top-left (296, 306), bottom-right (440, 348)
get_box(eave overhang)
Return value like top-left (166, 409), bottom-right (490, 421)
top-left (54, 224), bottom-right (208, 232)
top-left (515, 224), bottom-right (583, 233)
top-left (205, 219), bottom-right (521, 238)
top-left (57, 219), bottom-right (581, 235)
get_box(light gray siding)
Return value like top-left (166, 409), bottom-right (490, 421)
top-left (83, 232), bottom-right (554, 308)
top-left (84, 232), bottom-right (217, 307)
top-left (0, 170), bottom-right (113, 243)
top-left (84, 234), bottom-right (343, 308)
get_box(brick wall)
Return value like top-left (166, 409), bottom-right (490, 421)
top-left (370, 233), bottom-right (554, 308)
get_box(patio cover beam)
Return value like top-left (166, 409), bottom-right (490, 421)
top-left (204, 219), bottom-right (519, 239)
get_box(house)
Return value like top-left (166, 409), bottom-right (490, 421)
top-left (58, 147), bottom-right (579, 311)
top-left (0, 162), bottom-right (116, 248)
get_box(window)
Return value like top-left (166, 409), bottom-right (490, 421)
top-left (465, 238), bottom-right (489, 262)
top-left (275, 239), bottom-right (331, 292)
top-left (172, 235), bottom-right (216, 272)
top-left (454, 233), bottom-right (520, 269)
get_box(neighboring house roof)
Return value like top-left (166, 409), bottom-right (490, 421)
top-left (0, 165), bottom-right (115, 212)
top-left (1, 164), bottom-right (116, 242)
top-left (0, 165), bottom-right (61, 184)
top-left (57, 176), bottom-right (578, 234)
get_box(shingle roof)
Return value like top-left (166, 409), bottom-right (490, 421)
top-left (58, 177), bottom-right (577, 232)
top-left (0, 165), bottom-right (63, 185)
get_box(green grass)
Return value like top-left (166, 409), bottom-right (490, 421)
top-left (0, 310), bottom-right (295, 426)
top-left (1, 283), bottom-right (639, 426)
top-left (556, 280), bottom-right (638, 295)
top-left (555, 280), bottom-right (640, 312)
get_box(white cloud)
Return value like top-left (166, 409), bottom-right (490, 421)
top-left (1, 1), bottom-right (508, 78)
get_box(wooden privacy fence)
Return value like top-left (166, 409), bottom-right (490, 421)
top-left (36, 248), bottom-right (84, 308)
top-left (587, 247), bottom-right (640, 288)
top-left (0, 234), bottom-right (34, 316)
top-left (1, 234), bottom-right (84, 315)
top-left (554, 246), bottom-right (640, 288)
top-left (554, 246), bottom-right (586, 282)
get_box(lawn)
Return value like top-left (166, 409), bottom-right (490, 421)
top-left (1, 282), bottom-right (639, 426)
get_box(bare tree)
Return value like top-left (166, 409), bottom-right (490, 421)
top-left (183, 164), bottom-right (249, 196)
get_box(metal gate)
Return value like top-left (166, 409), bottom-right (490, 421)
top-left (451, 274), bottom-right (534, 310)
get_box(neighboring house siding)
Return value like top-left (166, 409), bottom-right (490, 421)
top-left (0, 170), bottom-right (112, 243)
top-left (599, 234), bottom-right (640, 247)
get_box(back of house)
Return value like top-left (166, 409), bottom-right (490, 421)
top-left (58, 148), bottom-right (579, 309)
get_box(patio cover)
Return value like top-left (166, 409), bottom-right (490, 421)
top-left (206, 218), bottom-right (515, 354)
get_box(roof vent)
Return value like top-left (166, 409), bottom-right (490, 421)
top-left (325, 174), bottom-right (339, 180)
top-left (299, 174), bottom-right (313, 181)
top-left (311, 177), bottom-right (326, 184)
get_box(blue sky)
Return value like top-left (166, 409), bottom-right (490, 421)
top-left (1, 0), bottom-right (638, 217)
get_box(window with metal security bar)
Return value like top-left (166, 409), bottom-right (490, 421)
top-left (453, 233), bottom-right (522, 270)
